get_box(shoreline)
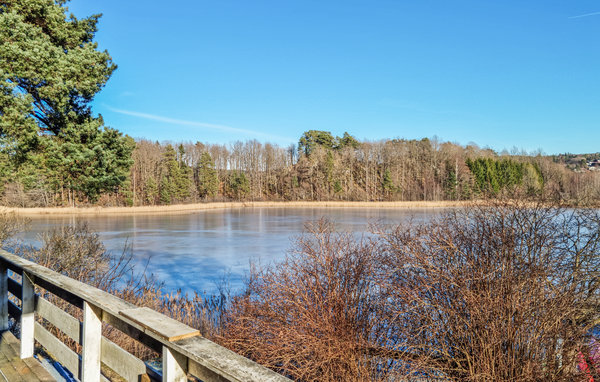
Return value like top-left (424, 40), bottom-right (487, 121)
top-left (0, 200), bottom-right (471, 216)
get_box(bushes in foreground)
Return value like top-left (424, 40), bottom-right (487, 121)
top-left (220, 202), bottom-right (600, 381)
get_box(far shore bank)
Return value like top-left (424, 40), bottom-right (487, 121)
top-left (0, 200), bottom-right (472, 216)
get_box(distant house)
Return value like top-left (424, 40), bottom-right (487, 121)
top-left (589, 160), bottom-right (600, 171)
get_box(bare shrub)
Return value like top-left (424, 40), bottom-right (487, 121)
top-left (0, 212), bottom-right (26, 247)
top-left (218, 202), bottom-right (600, 381)
top-left (19, 223), bottom-right (131, 289)
top-left (218, 219), bottom-right (393, 381)
top-left (377, 200), bottom-right (600, 381)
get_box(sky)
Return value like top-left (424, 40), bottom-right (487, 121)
top-left (67, 0), bottom-right (600, 154)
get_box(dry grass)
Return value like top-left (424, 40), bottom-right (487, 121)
top-left (0, 200), bottom-right (471, 216)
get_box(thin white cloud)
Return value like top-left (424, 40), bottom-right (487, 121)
top-left (107, 107), bottom-right (293, 142)
top-left (569, 11), bottom-right (600, 19)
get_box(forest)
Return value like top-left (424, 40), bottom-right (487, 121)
top-left (2, 129), bottom-right (599, 207)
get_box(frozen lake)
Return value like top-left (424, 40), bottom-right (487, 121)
top-left (19, 207), bottom-right (443, 294)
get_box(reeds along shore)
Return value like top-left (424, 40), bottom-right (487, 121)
top-left (0, 200), bottom-right (471, 216)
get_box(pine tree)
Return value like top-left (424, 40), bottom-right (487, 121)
top-left (382, 168), bottom-right (395, 199)
top-left (159, 176), bottom-right (171, 205)
top-left (0, 0), bottom-right (132, 202)
top-left (196, 152), bottom-right (219, 199)
top-left (145, 177), bottom-right (158, 205)
top-left (228, 171), bottom-right (250, 200)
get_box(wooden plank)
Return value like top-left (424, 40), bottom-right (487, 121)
top-left (2, 332), bottom-right (55, 382)
top-left (21, 271), bottom-right (35, 359)
top-left (188, 360), bottom-right (230, 382)
top-left (162, 346), bottom-right (187, 382)
top-left (101, 337), bottom-right (147, 382)
top-left (119, 307), bottom-right (199, 342)
top-left (35, 297), bottom-right (80, 342)
top-left (0, 331), bottom-right (46, 382)
top-left (30, 276), bottom-right (83, 309)
top-left (21, 357), bottom-right (56, 382)
top-left (0, 363), bottom-right (25, 382)
top-left (0, 262), bottom-right (9, 331)
top-left (82, 301), bottom-right (102, 382)
top-left (102, 312), bottom-right (162, 353)
top-left (34, 322), bottom-right (81, 378)
top-left (174, 336), bottom-right (291, 382)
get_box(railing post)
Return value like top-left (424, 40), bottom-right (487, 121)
top-left (82, 301), bottom-right (102, 382)
top-left (0, 262), bottom-right (7, 331)
top-left (20, 271), bottom-right (35, 358)
top-left (162, 346), bottom-right (187, 381)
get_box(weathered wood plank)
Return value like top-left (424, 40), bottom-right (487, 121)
top-left (35, 297), bottom-right (80, 342)
top-left (82, 301), bottom-right (102, 382)
top-left (0, 262), bottom-right (9, 331)
top-left (188, 360), bottom-right (230, 382)
top-left (102, 311), bottom-right (163, 353)
top-left (21, 271), bottom-right (35, 359)
top-left (119, 307), bottom-right (199, 342)
top-left (2, 332), bottom-right (55, 382)
top-left (34, 322), bottom-right (80, 378)
top-left (21, 357), bottom-right (55, 382)
top-left (37, 296), bottom-right (149, 382)
top-left (174, 336), bottom-right (290, 382)
top-left (0, 331), bottom-right (56, 382)
top-left (162, 346), bottom-right (187, 382)
top-left (101, 336), bottom-right (147, 382)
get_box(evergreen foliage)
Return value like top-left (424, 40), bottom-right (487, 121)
top-left (466, 158), bottom-right (543, 196)
top-left (0, 0), bottom-right (132, 203)
top-left (196, 152), bottom-right (219, 199)
top-left (298, 130), bottom-right (359, 156)
top-left (228, 171), bottom-right (249, 200)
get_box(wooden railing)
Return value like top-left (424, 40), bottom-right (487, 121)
top-left (0, 249), bottom-right (290, 382)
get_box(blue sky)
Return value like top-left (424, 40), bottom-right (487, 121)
top-left (68, 0), bottom-right (600, 154)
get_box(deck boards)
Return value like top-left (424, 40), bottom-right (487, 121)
top-left (0, 331), bottom-right (55, 382)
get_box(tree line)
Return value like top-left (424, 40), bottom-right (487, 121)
top-left (2, 129), bottom-right (600, 207)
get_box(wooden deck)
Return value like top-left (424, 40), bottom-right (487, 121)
top-left (0, 331), bottom-right (54, 382)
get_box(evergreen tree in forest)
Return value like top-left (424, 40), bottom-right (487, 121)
top-left (298, 130), bottom-right (359, 156)
top-left (336, 132), bottom-right (360, 149)
top-left (145, 177), bottom-right (158, 205)
top-left (465, 158), bottom-right (542, 197)
top-left (196, 152), bottom-right (219, 199)
top-left (158, 176), bottom-right (171, 205)
top-left (382, 168), bottom-right (396, 198)
top-left (298, 130), bottom-right (336, 156)
top-left (228, 171), bottom-right (250, 200)
top-left (444, 161), bottom-right (458, 200)
top-left (162, 144), bottom-right (190, 202)
top-left (0, 0), bottom-right (132, 202)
